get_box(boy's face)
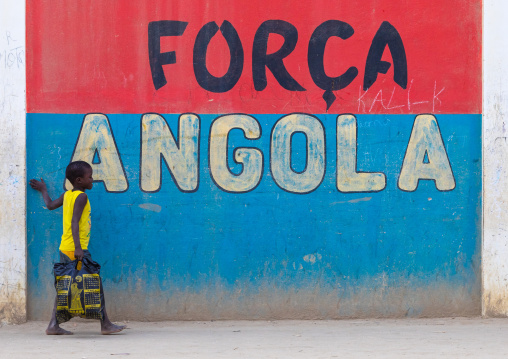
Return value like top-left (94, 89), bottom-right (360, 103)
top-left (77, 168), bottom-right (94, 190)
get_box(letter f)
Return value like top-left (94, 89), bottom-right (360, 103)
top-left (148, 21), bottom-right (188, 90)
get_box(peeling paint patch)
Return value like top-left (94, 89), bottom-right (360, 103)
top-left (330, 197), bottom-right (372, 205)
top-left (138, 203), bottom-right (162, 213)
top-left (303, 253), bottom-right (322, 264)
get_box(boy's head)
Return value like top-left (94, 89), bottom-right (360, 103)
top-left (66, 161), bottom-right (93, 187)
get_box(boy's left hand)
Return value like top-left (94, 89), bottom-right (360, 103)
top-left (74, 247), bottom-right (85, 261)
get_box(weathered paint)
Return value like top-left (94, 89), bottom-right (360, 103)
top-left (25, 0), bottom-right (482, 320)
top-left (142, 114), bottom-right (200, 193)
top-left (337, 115), bottom-right (386, 192)
top-left (398, 115), bottom-right (456, 192)
top-left (483, 0), bottom-right (508, 317)
top-left (210, 114), bottom-right (262, 193)
top-left (66, 114), bottom-right (128, 192)
top-left (0, 0), bottom-right (26, 324)
top-left (270, 114), bottom-right (325, 194)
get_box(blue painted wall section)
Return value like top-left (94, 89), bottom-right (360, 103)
top-left (27, 113), bottom-right (481, 319)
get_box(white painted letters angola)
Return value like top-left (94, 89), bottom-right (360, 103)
top-left (66, 113), bottom-right (456, 194)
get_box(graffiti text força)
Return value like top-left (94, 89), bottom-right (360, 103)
top-left (148, 20), bottom-right (407, 110)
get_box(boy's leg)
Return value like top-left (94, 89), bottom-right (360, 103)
top-left (81, 252), bottom-right (126, 334)
top-left (73, 251), bottom-right (125, 334)
top-left (100, 306), bottom-right (126, 335)
top-left (47, 251), bottom-right (75, 335)
top-left (46, 297), bottom-right (73, 335)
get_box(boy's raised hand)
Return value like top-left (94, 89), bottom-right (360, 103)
top-left (30, 178), bottom-right (64, 210)
top-left (29, 178), bottom-right (48, 192)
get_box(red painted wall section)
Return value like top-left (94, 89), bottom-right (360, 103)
top-left (26, 0), bottom-right (481, 115)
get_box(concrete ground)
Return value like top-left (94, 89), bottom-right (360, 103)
top-left (1, 318), bottom-right (508, 358)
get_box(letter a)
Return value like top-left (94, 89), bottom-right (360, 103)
top-left (398, 114), bottom-right (455, 191)
top-left (67, 114), bottom-right (128, 192)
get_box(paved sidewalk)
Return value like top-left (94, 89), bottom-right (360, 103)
top-left (1, 318), bottom-right (507, 358)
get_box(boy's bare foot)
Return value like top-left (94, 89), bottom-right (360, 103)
top-left (101, 322), bottom-right (127, 335)
top-left (46, 326), bottom-right (73, 335)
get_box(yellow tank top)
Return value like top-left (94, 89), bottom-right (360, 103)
top-left (60, 190), bottom-right (91, 251)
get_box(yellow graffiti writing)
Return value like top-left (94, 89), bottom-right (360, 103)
top-left (337, 114), bottom-right (386, 192)
top-left (68, 113), bottom-right (455, 193)
top-left (271, 114), bottom-right (325, 194)
top-left (398, 114), bottom-right (455, 191)
top-left (67, 114), bottom-right (128, 192)
top-left (209, 114), bottom-right (263, 192)
top-left (141, 113), bottom-right (200, 192)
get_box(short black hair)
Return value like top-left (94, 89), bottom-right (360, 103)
top-left (65, 161), bottom-right (92, 185)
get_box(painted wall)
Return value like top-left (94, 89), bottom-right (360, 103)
top-left (483, 0), bottom-right (508, 317)
top-left (0, 1), bottom-right (26, 324)
top-left (25, 0), bottom-right (482, 320)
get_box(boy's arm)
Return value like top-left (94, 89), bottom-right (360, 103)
top-left (71, 193), bottom-right (88, 261)
top-left (29, 178), bottom-right (64, 210)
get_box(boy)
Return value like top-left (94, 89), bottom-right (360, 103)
top-left (30, 161), bottom-right (126, 335)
